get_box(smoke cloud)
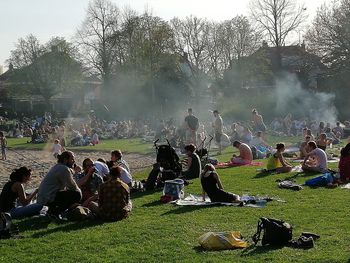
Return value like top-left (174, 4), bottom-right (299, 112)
top-left (274, 73), bottom-right (338, 124)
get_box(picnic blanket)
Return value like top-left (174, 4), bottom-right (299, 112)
top-left (215, 161), bottom-right (263, 169)
top-left (289, 158), bottom-right (339, 163)
top-left (173, 194), bottom-right (267, 208)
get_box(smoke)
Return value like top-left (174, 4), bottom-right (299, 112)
top-left (274, 73), bottom-right (338, 124)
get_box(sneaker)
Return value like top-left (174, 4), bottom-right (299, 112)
top-left (301, 232), bottom-right (320, 240)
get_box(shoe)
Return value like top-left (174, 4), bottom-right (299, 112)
top-left (47, 212), bottom-right (66, 223)
top-left (301, 232), bottom-right (320, 240)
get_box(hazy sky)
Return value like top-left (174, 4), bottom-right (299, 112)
top-left (0, 0), bottom-right (331, 71)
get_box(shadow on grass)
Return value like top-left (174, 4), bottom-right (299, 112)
top-left (30, 219), bottom-right (103, 238)
top-left (161, 205), bottom-right (213, 216)
top-left (254, 171), bottom-right (272, 178)
top-left (240, 244), bottom-right (284, 256)
top-left (131, 189), bottom-right (160, 200)
top-left (142, 200), bottom-right (162, 207)
top-left (15, 216), bottom-right (51, 232)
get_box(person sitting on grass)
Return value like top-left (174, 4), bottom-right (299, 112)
top-left (201, 164), bottom-right (241, 203)
top-left (87, 166), bottom-right (131, 221)
top-left (37, 151), bottom-right (82, 219)
top-left (0, 167), bottom-right (43, 218)
top-left (302, 141), bottom-right (328, 173)
top-left (299, 135), bottom-right (312, 158)
top-left (182, 144), bottom-right (201, 179)
top-left (316, 133), bottom-right (330, 151)
top-left (266, 143), bottom-right (293, 173)
top-left (339, 143), bottom-right (350, 183)
top-left (74, 158), bottom-right (103, 205)
top-left (231, 141), bottom-right (253, 165)
top-left (108, 150), bottom-right (130, 173)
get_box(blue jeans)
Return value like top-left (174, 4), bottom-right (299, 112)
top-left (10, 203), bottom-right (43, 219)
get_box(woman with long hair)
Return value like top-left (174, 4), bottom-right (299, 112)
top-left (201, 164), bottom-right (240, 203)
top-left (266, 143), bottom-right (293, 173)
top-left (0, 167), bottom-right (42, 218)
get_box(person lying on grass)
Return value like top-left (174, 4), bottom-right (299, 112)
top-left (0, 167), bottom-right (43, 218)
top-left (266, 143), bottom-right (293, 174)
top-left (231, 141), bottom-right (253, 165)
top-left (87, 166), bottom-right (132, 221)
top-left (302, 141), bottom-right (328, 173)
top-left (201, 164), bottom-right (240, 203)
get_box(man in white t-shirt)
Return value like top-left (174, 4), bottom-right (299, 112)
top-left (302, 141), bottom-right (328, 172)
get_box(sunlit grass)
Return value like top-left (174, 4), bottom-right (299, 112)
top-left (1, 138), bottom-right (348, 262)
top-left (7, 137), bottom-right (154, 154)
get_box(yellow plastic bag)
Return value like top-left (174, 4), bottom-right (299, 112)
top-left (198, 231), bottom-right (248, 250)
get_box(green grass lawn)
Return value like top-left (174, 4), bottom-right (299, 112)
top-left (1, 138), bottom-right (349, 262)
top-left (7, 137), bottom-right (154, 154)
top-left (0, 158), bottom-right (348, 262)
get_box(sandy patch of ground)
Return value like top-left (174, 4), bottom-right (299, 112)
top-left (0, 149), bottom-right (154, 189)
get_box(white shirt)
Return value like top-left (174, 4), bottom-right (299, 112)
top-left (120, 167), bottom-right (132, 185)
top-left (52, 144), bottom-right (62, 154)
top-left (310, 148), bottom-right (328, 169)
top-left (94, 161), bottom-right (110, 178)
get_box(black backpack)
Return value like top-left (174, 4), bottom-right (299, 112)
top-left (252, 217), bottom-right (293, 246)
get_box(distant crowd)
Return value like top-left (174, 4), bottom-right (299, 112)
top-left (1, 108), bottom-right (350, 225)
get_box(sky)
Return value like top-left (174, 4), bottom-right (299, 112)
top-left (0, 0), bottom-right (331, 72)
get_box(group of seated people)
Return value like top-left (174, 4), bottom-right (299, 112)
top-left (1, 138), bottom-right (350, 221)
top-left (0, 150), bottom-right (132, 221)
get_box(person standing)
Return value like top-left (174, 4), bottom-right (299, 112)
top-left (251, 109), bottom-right (267, 136)
top-left (184, 108), bottom-right (199, 145)
top-left (212, 110), bottom-right (223, 155)
top-left (0, 131), bottom-right (7, 160)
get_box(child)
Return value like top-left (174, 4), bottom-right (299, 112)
top-left (52, 139), bottom-right (63, 159)
top-left (0, 131), bottom-right (7, 160)
top-left (91, 130), bottom-right (99, 146)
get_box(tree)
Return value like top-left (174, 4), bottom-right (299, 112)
top-left (305, 0), bottom-right (350, 117)
top-left (221, 16), bottom-right (261, 67)
top-left (8, 35), bottom-right (82, 110)
top-left (250, 0), bottom-right (307, 48)
top-left (305, 0), bottom-right (350, 71)
top-left (170, 16), bottom-right (210, 73)
top-left (75, 0), bottom-right (122, 88)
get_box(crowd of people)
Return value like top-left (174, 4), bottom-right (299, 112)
top-left (0, 149), bottom-right (133, 222)
top-left (1, 108), bottom-right (350, 223)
